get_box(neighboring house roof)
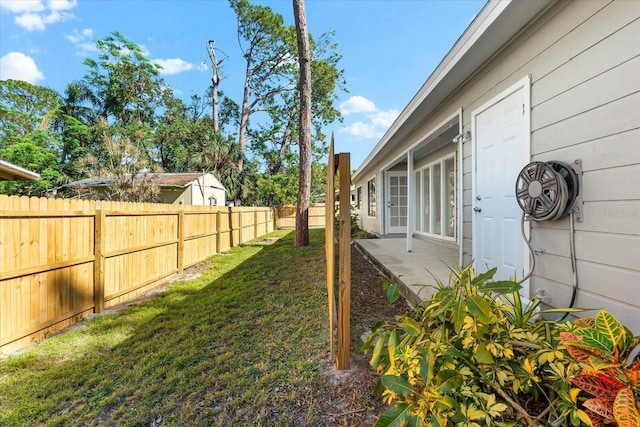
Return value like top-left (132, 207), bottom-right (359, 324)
top-left (67, 173), bottom-right (225, 190)
top-left (0, 160), bottom-right (40, 181)
top-left (353, 0), bottom-right (554, 181)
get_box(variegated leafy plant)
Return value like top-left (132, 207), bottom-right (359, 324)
top-left (364, 264), bottom-right (580, 427)
top-left (559, 311), bottom-right (640, 427)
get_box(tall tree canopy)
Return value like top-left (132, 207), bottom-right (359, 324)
top-left (0, 80), bottom-right (66, 196)
top-left (0, 1), bottom-right (344, 204)
top-left (230, 0), bottom-right (344, 206)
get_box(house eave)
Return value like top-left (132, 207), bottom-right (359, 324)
top-left (0, 160), bottom-right (40, 181)
top-left (353, 0), bottom-right (556, 181)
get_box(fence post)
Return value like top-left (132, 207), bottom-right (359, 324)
top-left (177, 206), bottom-right (184, 274)
top-left (216, 210), bottom-right (222, 254)
top-left (337, 152), bottom-right (351, 369)
top-left (238, 207), bottom-right (244, 244)
top-left (229, 206), bottom-right (235, 247)
top-left (254, 209), bottom-right (259, 239)
top-left (274, 206), bottom-right (279, 230)
top-left (94, 204), bottom-right (105, 313)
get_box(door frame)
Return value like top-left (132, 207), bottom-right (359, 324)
top-left (471, 75), bottom-right (531, 293)
top-left (385, 171), bottom-right (408, 234)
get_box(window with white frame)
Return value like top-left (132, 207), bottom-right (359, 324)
top-left (367, 178), bottom-right (376, 217)
top-left (356, 186), bottom-right (362, 209)
top-left (416, 155), bottom-right (455, 239)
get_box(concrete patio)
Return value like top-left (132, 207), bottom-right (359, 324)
top-left (354, 236), bottom-right (459, 307)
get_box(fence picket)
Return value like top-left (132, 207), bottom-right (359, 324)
top-left (1, 196), bottom-right (278, 354)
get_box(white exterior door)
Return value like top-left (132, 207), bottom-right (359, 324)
top-left (386, 172), bottom-right (408, 234)
top-left (473, 79), bottom-right (530, 284)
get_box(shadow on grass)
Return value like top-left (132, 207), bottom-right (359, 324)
top-left (0, 229), bottom-right (333, 426)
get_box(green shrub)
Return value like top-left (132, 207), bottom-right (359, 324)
top-left (363, 264), bottom-right (588, 426)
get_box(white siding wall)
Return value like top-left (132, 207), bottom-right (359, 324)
top-left (352, 0), bottom-right (639, 330)
top-left (457, 0), bottom-right (639, 330)
top-left (189, 175), bottom-right (226, 206)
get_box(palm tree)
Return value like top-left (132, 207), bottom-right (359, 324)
top-left (55, 81), bottom-right (96, 174)
top-left (188, 130), bottom-right (250, 204)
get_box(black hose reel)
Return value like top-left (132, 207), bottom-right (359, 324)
top-left (515, 160), bottom-right (583, 222)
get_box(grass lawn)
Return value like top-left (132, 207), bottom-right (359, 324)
top-left (0, 229), bottom-right (341, 426)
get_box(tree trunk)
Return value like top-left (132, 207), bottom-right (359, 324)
top-left (212, 76), bottom-right (219, 133)
top-left (207, 41), bottom-right (221, 133)
top-left (293, 0), bottom-right (311, 247)
top-left (237, 70), bottom-right (251, 173)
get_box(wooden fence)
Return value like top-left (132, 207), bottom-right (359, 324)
top-left (0, 195), bottom-right (275, 354)
top-left (276, 204), bottom-right (327, 229)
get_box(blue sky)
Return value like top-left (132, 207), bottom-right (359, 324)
top-left (0, 0), bottom-right (485, 169)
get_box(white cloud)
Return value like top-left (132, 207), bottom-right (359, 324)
top-left (3, 0), bottom-right (76, 31)
top-left (0, 0), bottom-right (45, 13)
top-left (370, 110), bottom-right (399, 130)
top-left (48, 0), bottom-right (77, 12)
top-left (66, 27), bottom-right (91, 43)
top-left (338, 95), bottom-right (399, 139)
top-left (0, 52), bottom-right (44, 83)
top-left (66, 28), bottom-right (96, 55)
top-left (340, 109), bottom-right (400, 139)
top-left (153, 58), bottom-right (194, 75)
top-left (340, 111), bottom-right (399, 139)
top-left (340, 95), bottom-right (376, 115)
top-left (14, 12), bottom-right (45, 31)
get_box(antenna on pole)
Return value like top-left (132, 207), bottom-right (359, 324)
top-left (206, 40), bottom-right (227, 133)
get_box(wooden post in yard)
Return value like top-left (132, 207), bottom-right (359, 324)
top-left (324, 137), bottom-right (336, 361)
top-left (337, 152), bottom-right (351, 369)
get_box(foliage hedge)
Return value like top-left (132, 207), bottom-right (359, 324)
top-left (364, 265), bottom-right (640, 427)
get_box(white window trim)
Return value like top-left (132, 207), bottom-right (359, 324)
top-left (415, 153), bottom-right (457, 242)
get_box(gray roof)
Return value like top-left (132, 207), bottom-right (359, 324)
top-left (67, 172), bottom-right (225, 190)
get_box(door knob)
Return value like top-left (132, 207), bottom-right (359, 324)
top-left (474, 207), bottom-right (482, 212)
